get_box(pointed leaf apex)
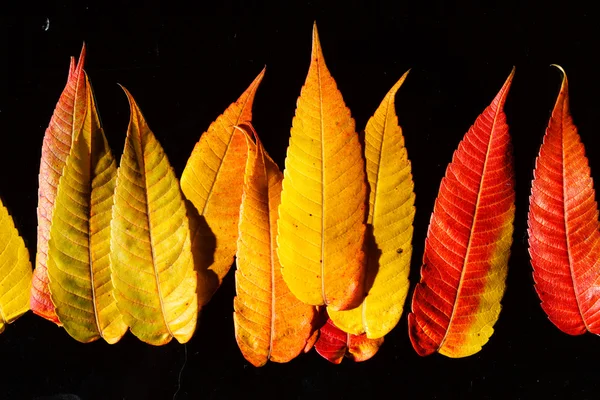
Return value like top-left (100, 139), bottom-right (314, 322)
top-left (388, 69), bottom-right (411, 98)
top-left (494, 67), bottom-right (515, 108)
top-left (76, 43), bottom-right (87, 72)
top-left (311, 22), bottom-right (324, 63)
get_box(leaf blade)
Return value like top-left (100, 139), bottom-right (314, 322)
top-left (329, 71), bottom-right (415, 338)
top-left (47, 75), bottom-right (127, 343)
top-left (181, 69), bottom-right (265, 306)
top-left (31, 46), bottom-right (87, 324)
top-left (0, 200), bottom-right (32, 333)
top-left (277, 23), bottom-right (367, 311)
top-left (111, 88), bottom-right (197, 345)
top-left (314, 317), bottom-right (383, 364)
top-left (528, 66), bottom-right (600, 335)
top-left (234, 125), bottom-right (316, 367)
top-left (408, 69), bottom-right (516, 358)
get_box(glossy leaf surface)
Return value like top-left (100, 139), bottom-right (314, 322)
top-left (529, 66), bottom-right (600, 335)
top-left (47, 76), bottom-right (127, 343)
top-left (314, 317), bottom-right (383, 364)
top-left (111, 88), bottom-right (197, 345)
top-left (277, 23), bottom-right (367, 311)
top-left (32, 46), bottom-right (87, 323)
top-left (408, 70), bottom-right (516, 358)
top-left (329, 71), bottom-right (415, 338)
top-left (0, 200), bottom-right (32, 333)
top-left (234, 125), bottom-right (316, 366)
top-left (181, 69), bottom-right (264, 306)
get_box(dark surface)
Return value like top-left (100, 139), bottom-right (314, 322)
top-left (1, 3), bottom-right (600, 399)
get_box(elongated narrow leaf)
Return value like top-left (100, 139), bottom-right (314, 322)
top-left (181, 69), bottom-right (265, 306)
top-left (408, 69), bottom-right (516, 358)
top-left (329, 71), bottom-right (415, 338)
top-left (111, 88), bottom-right (197, 345)
top-left (315, 317), bottom-right (384, 364)
top-left (234, 124), bottom-right (316, 367)
top-left (32, 46), bottom-right (87, 323)
top-left (529, 66), bottom-right (600, 335)
top-left (47, 75), bottom-right (127, 343)
top-left (277, 23), bottom-right (367, 311)
top-left (0, 200), bottom-right (32, 333)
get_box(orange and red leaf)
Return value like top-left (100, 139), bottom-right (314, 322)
top-left (314, 317), bottom-right (383, 364)
top-left (408, 69), bottom-right (516, 358)
top-left (31, 45), bottom-right (87, 324)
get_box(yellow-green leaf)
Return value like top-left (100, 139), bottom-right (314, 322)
top-left (111, 87), bottom-right (197, 345)
top-left (277, 23), bottom-right (367, 311)
top-left (0, 199), bottom-right (32, 333)
top-left (329, 72), bottom-right (415, 338)
top-left (47, 75), bottom-right (127, 343)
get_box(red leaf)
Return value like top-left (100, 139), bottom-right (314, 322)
top-left (314, 317), bottom-right (383, 364)
top-left (528, 66), bottom-right (600, 335)
top-left (408, 69), bottom-right (516, 358)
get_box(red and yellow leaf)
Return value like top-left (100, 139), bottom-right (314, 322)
top-left (181, 69), bottom-right (264, 306)
top-left (0, 199), bottom-right (32, 333)
top-left (110, 88), bottom-right (197, 345)
top-left (31, 45), bottom-right (87, 324)
top-left (408, 69), bottom-right (516, 358)
top-left (234, 124), bottom-right (316, 367)
top-left (329, 71), bottom-right (415, 338)
top-left (46, 74), bottom-right (127, 343)
top-left (528, 66), bottom-right (600, 335)
top-left (277, 23), bottom-right (367, 311)
top-left (314, 317), bottom-right (383, 364)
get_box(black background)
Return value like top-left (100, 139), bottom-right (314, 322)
top-left (1, 2), bottom-right (600, 399)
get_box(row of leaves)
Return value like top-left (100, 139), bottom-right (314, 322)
top-left (0, 24), bottom-right (597, 365)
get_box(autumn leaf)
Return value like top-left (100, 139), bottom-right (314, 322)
top-left (315, 316), bottom-right (383, 364)
top-left (528, 66), bottom-right (600, 335)
top-left (32, 45), bottom-right (87, 324)
top-left (408, 69), bottom-right (516, 358)
top-left (110, 87), bottom-right (197, 345)
top-left (329, 71), bottom-right (415, 339)
top-left (46, 74), bottom-right (127, 343)
top-left (277, 23), bottom-right (367, 311)
top-left (181, 69), bottom-right (265, 306)
top-left (233, 124), bottom-right (316, 367)
top-left (0, 199), bottom-right (32, 333)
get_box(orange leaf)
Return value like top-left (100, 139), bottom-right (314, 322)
top-left (314, 316), bottom-right (383, 364)
top-left (181, 69), bottom-right (265, 306)
top-left (529, 66), bottom-right (600, 335)
top-left (277, 23), bottom-right (367, 311)
top-left (234, 124), bottom-right (316, 367)
top-left (408, 69), bottom-right (516, 358)
top-left (31, 45), bottom-right (87, 324)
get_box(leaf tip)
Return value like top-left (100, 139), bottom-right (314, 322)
top-left (311, 22), bottom-right (324, 62)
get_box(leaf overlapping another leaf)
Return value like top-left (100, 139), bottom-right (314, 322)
top-left (277, 23), bottom-right (367, 311)
top-left (110, 88), bottom-right (197, 345)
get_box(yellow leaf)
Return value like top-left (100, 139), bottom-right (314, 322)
top-left (277, 23), bottom-right (367, 311)
top-left (329, 72), bottom-right (415, 338)
top-left (47, 75), bottom-right (127, 343)
top-left (234, 124), bottom-right (316, 367)
top-left (181, 69), bottom-right (265, 306)
top-left (111, 87), bottom-right (197, 345)
top-left (0, 200), bottom-right (32, 333)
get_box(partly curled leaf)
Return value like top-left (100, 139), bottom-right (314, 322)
top-left (111, 88), bottom-right (197, 345)
top-left (47, 75), bottom-right (127, 343)
top-left (0, 200), bottom-right (32, 333)
top-left (315, 317), bottom-right (383, 364)
top-left (529, 66), bottom-right (600, 335)
top-left (277, 23), bottom-right (367, 311)
top-left (234, 124), bottom-right (316, 367)
top-left (32, 45), bottom-right (87, 324)
top-left (408, 69), bottom-right (516, 358)
top-left (329, 71), bottom-right (415, 339)
top-left (181, 69), bottom-right (265, 306)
